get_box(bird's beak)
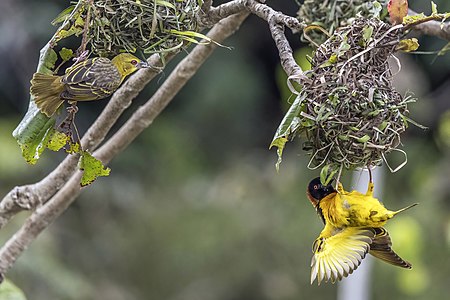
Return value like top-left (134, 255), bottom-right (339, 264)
top-left (137, 61), bottom-right (150, 69)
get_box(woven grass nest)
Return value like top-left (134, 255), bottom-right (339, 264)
top-left (87, 0), bottom-right (200, 55)
top-left (298, 0), bottom-right (389, 46)
top-left (291, 17), bottom-right (415, 174)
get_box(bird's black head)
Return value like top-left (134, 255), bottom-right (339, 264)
top-left (307, 177), bottom-right (336, 201)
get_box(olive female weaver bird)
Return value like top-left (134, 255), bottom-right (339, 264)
top-left (30, 53), bottom-right (149, 117)
top-left (306, 177), bottom-right (417, 285)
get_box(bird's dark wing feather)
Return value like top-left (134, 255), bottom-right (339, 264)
top-left (61, 57), bottom-right (121, 101)
top-left (369, 227), bottom-right (412, 269)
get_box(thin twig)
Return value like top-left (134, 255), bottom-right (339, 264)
top-left (408, 9), bottom-right (450, 41)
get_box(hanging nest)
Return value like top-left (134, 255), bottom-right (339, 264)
top-left (86, 0), bottom-right (200, 55)
top-left (292, 18), bottom-right (414, 174)
top-left (298, 0), bottom-right (389, 46)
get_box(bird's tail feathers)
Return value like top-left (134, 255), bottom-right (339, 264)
top-left (30, 73), bottom-right (65, 116)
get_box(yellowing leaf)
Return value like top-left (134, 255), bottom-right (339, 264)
top-left (79, 151), bottom-right (110, 186)
top-left (403, 13), bottom-right (427, 25)
top-left (388, 0), bottom-right (408, 25)
top-left (431, 1), bottom-right (438, 15)
top-left (396, 38), bottom-right (419, 52)
top-left (46, 130), bottom-right (70, 152)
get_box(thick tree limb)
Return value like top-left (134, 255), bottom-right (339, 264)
top-left (0, 11), bottom-right (249, 280)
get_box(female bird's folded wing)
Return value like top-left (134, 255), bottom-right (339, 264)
top-left (369, 227), bottom-right (412, 269)
top-left (62, 58), bottom-right (118, 101)
top-left (311, 227), bottom-right (376, 285)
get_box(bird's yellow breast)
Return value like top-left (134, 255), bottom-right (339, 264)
top-left (319, 186), bottom-right (392, 228)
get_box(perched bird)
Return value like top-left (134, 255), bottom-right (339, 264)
top-left (30, 53), bottom-right (149, 117)
top-left (306, 177), bottom-right (417, 285)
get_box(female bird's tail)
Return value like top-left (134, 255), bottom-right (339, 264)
top-left (30, 73), bottom-right (65, 117)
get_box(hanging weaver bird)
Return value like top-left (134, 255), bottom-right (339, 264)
top-left (30, 53), bottom-right (149, 117)
top-left (306, 177), bottom-right (417, 285)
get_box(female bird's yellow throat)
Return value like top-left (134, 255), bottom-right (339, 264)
top-left (306, 177), bottom-right (417, 285)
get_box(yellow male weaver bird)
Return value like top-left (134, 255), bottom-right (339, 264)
top-left (30, 53), bottom-right (149, 117)
top-left (306, 177), bottom-right (417, 285)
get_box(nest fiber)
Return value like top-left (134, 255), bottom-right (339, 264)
top-left (298, 0), bottom-right (389, 46)
top-left (88, 0), bottom-right (200, 55)
top-left (296, 18), bottom-right (412, 172)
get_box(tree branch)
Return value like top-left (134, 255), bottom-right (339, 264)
top-left (1, 0), bottom-right (305, 227)
top-left (200, 0), bottom-right (305, 80)
top-left (408, 9), bottom-right (450, 41)
top-left (0, 11), bottom-right (249, 280)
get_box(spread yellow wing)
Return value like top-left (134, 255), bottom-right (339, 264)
top-left (311, 227), bottom-right (376, 285)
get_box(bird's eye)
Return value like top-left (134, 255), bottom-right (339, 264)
top-left (314, 184), bottom-right (319, 190)
top-left (131, 59), bottom-right (138, 65)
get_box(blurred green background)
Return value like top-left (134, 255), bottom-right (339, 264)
top-left (1, 0), bottom-right (450, 299)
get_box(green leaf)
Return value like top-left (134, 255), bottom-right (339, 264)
top-left (79, 151), bottom-right (111, 186)
top-left (12, 106), bottom-right (56, 164)
top-left (51, 5), bottom-right (76, 25)
top-left (156, 0), bottom-right (176, 9)
top-left (356, 134), bottom-right (371, 143)
top-left (320, 164), bottom-right (338, 185)
top-left (270, 93), bottom-right (307, 171)
top-left (370, 1), bottom-right (383, 18)
top-left (319, 56), bottom-right (335, 68)
top-left (379, 121), bottom-right (389, 131)
top-left (368, 109), bottom-right (381, 117)
top-left (54, 13), bottom-right (85, 42)
top-left (362, 25), bottom-right (374, 45)
top-left (42, 49), bottom-right (58, 74)
top-left (431, 1), bottom-right (438, 15)
top-left (169, 30), bottom-right (231, 49)
top-left (337, 37), bottom-right (350, 56)
top-left (59, 47), bottom-right (74, 62)
top-left (0, 279), bottom-right (28, 300)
